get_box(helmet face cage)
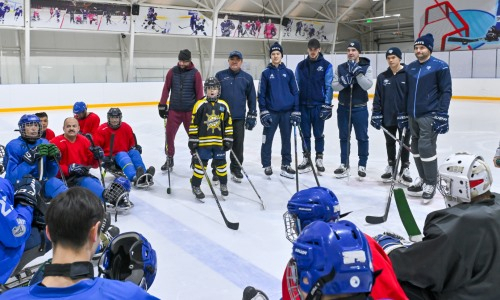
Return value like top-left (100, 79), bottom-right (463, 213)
top-left (285, 258), bottom-right (302, 300)
top-left (107, 108), bottom-right (122, 129)
top-left (18, 114), bottom-right (42, 143)
top-left (283, 211), bottom-right (300, 243)
top-left (204, 77), bottom-right (221, 102)
top-left (104, 177), bottom-right (131, 205)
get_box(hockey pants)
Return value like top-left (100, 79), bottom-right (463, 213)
top-left (115, 149), bottom-right (146, 181)
top-left (192, 147), bottom-right (227, 187)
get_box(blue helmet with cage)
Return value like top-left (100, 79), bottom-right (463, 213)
top-left (73, 101), bottom-right (87, 115)
top-left (291, 220), bottom-right (374, 298)
top-left (18, 114), bottom-right (42, 143)
top-left (284, 187), bottom-right (340, 242)
top-left (100, 232), bottom-right (157, 290)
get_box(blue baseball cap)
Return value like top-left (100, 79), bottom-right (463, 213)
top-left (229, 50), bottom-right (243, 59)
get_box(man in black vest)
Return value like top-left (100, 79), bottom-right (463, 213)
top-left (158, 49), bottom-right (204, 172)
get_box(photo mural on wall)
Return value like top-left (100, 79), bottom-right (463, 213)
top-left (216, 13), bottom-right (280, 39)
top-left (0, 0), bottom-right (24, 27)
top-left (281, 18), bottom-right (336, 42)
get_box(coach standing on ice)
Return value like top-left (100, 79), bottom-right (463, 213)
top-left (400, 33), bottom-right (452, 203)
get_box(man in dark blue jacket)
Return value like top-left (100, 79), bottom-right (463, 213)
top-left (295, 39), bottom-right (333, 174)
top-left (399, 34), bottom-right (452, 204)
top-left (332, 40), bottom-right (373, 179)
top-left (371, 47), bottom-right (413, 185)
top-left (215, 50), bottom-right (256, 183)
top-left (259, 42), bottom-right (300, 179)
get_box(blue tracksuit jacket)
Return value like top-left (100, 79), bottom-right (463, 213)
top-left (258, 63), bottom-right (299, 113)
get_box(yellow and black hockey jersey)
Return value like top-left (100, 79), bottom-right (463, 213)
top-left (189, 97), bottom-right (233, 147)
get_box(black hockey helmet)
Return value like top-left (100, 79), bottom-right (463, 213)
top-left (204, 77), bottom-right (221, 102)
top-left (107, 108), bottom-right (122, 129)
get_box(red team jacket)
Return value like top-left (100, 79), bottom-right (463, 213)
top-left (50, 134), bottom-right (98, 177)
top-left (78, 112), bottom-right (101, 136)
top-left (44, 128), bottom-right (55, 141)
top-left (281, 234), bottom-right (408, 300)
top-left (94, 122), bottom-right (136, 156)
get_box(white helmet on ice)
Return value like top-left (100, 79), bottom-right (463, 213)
top-left (438, 152), bottom-right (492, 207)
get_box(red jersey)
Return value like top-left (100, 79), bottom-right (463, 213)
top-left (44, 128), bottom-right (55, 141)
top-left (94, 122), bottom-right (135, 156)
top-left (50, 134), bottom-right (98, 177)
top-left (281, 234), bottom-right (407, 300)
top-left (78, 112), bottom-right (100, 136)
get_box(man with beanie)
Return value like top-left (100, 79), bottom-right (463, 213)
top-left (214, 50), bottom-right (256, 183)
top-left (295, 38), bottom-right (333, 174)
top-left (332, 39), bottom-right (373, 179)
top-left (399, 33), bottom-right (452, 204)
top-left (258, 42), bottom-right (299, 178)
top-left (158, 49), bottom-right (204, 172)
top-left (371, 47), bottom-right (413, 185)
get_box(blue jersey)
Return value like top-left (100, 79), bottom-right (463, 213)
top-left (295, 52), bottom-right (333, 106)
top-left (0, 178), bottom-right (34, 284)
top-left (258, 62), bottom-right (299, 113)
top-left (373, 65), bottom-right (408, 127)
top-left (0, 277), bottom-right (160, 299)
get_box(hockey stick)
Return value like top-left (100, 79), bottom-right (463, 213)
top-left (296, 125), bottom-right (320, 187)
top-left (164, 119), bottom-right (171, 194)
top-left (178, 25), bottom-right (190, 29)
top-left (365, 127), bottom-right (407, 224)
top-left (0, 144), bottom-right (5, 175)
top-left (54, 157), bottom-right (67, 186)
top-left (230, 149), bottom-right (265, 210)
top-left (394, 188), bottom-right (423, 242)
top-left (102, 133), bottom-right (115, 178)
top-left (381, 126), bottom-right (412, 153)
top-left (293, 123), bottom-right (299, 192)
top-left (194, 150), bottom-right (239, 230)
top-left (345, 83), bottom-right (353, 182)
top-left (85, 133), bottom-right (106, 188)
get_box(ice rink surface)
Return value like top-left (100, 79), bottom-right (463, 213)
top-left (1, 99), bottom-right (499, 299)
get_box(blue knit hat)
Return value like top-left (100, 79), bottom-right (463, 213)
top-left (414, 33), bottom-right (434, 52)
top-left (386, 47), bottom-right (402, 60)
top-left (269, 42), bottom-right (283, 57)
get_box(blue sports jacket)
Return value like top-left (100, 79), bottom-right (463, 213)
top-left (216, 68), bottom-right (256, 120)
top-left (373, 65), bottom-right (407, 127)
top-left (258, 63), bottom-right (299, 113)
top-left (295, 53), bottom-right (334, 106)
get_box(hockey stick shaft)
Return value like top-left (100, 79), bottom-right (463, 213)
top-left (293, 123), bottom-right (299, 193)
top-left (296, 125), bottom-right (320, 187)
top-left (381, 126), bottom-right (412, 153)
top-left (230, 149), bottom-right (265, 210)
top-left (164, 119), bottom-right (171, 194)
top-left (346, 84), bottom-right (353, 181)
top-left (194, 151), bottom-right (239, 230)
top-left (54, 157), bottom-right (67, 186)
top-left (394, 188), bottom-right (423, 241)
top-left (85, 133), bottom-right (106, 188)
top-left (102, 133), bottom-right (116, 178)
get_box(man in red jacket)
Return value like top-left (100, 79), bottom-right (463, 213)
top-left (35, 112), bottom-right (55, 141)
top-left (95, 108), bottom-right (154, 188)
top-left (73, 101), bottom-right (101, 136)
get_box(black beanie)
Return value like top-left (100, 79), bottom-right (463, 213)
top-left (386, 47), bottom-right (402, 59)
top-left (178, 49), bottom-right (191, 61)
top-left (269, 42), bottom-right (283, 57)
top-left (347, 40), bottom-right (362, 52)
top-left (414, 33), bottom-right (434, 52)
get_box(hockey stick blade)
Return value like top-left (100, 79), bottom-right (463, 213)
top-left (365, 214), bottom-right (387, 224)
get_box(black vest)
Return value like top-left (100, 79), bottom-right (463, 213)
top-left (170, 66), bottom-right (198, 112)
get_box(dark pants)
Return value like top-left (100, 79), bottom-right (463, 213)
top-left (384, 125), bottom-right (411, 170)
top-left (299, 105), bottom-right (325, 154)
top-left (399, 281), bottom-right (436, 300)
top-left (166, 110), bottom-right (192, 157)
top-left (337, 104), bottom-right (369, 167)
top-left (409, 116), bottom-right (438, 185)
top-left (230, 119), bottom-right (245, 172)
top-left (261, 111), bottom-right (292, 167)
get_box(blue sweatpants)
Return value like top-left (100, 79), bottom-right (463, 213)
top-left (299, 105), bottom-right (325, 154)
top-left (337, 104), bottom-right (369, 167)
top-left (69, 176), bottom-right (105, 203)
top-left (43, 177), bottom-right (67, 200)
top-left (261, 111), bottom-right (292, 167)
top-left (115, 149), bottom-right (147, 181)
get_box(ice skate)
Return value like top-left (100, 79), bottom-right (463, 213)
top-left (315, 153), bottom-right (325, 173)
top-left (334, 164), bottom-right (349, 179)
top-left (192, 185), bottom-right (205, 202)
top-left (422, 183), bottom-right (436, 204)
top-left (231, 168), bottom-right (243, 183)
top-left (297, 153), bottom-right (312, 174)
top-left (264, 166), bottom-right (273, 178)
top-left (381, 165), bottom-right (393, 183)
top-left (398, 167), bottom-right (413, 186)
top-left (357, 166), bottom-right (366, 181)
top-left (280, 165), bottom-right (295, 179)
top-left (407, 177), bottom-right (424, 197)
top-left (220, 184), bottom-right (229, 196)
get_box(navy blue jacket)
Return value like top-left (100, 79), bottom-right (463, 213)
top-left (405, 56), bottom-right (452, 118)
top-left (258, 63), bottom-right (299, 113)
top-left (215, 68), bottom-right (256, 120)
top-left (295, 53), bottom-right (334, 106)
top-left (373, 65), bottom-right (407, 127)
top-left (332, 57), bottom-right (373, 106)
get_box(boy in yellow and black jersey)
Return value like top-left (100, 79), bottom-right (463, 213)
top-left (188, 77), bottom-right (233, 199)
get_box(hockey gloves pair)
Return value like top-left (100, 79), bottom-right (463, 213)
top-left (131, 145), bottom-right (142, 154)
top-left (245, 112), bottom-right (257, 130)
top-left (432, 112), bottom-right (449, 134)
top-left (347, 60), bottom-right (364, 77)
top-left (223, 138), bottom-right (233, 151)
top-left (23, 144), bottom-right (60, 165)
top-left (319, 104), bottom-right (333, 120)
top-left (158, 104), bottom-right (168, 119)
top-left (290, 111), bottom-right (301, 125)
top-left (339, 74), bottom-right (353, 88)
top-left (90, 146), bottom-right (104, 160)
top-left (14, 175), bottom-right (42, 209)
top-left (69, 163), bottom-right (90, 176)
top-left (373, 232), bottom-right (411, 256)
top-left (260, 110), bottom-right (272, 127)
top-left (188, 138), bottom-right (199, 151)
top-left (370, 111), bottom-right (383, 130)
top-left (397, 113), bottom-right (409, 130)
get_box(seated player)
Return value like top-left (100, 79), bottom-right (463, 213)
top-left (34, 112), bottom-right (55, 141)
top-left (188, 77), bottom-right (233, 199)
top-left (4, 114), bottom-right (67, 200)
top-left (73, 101), bottom-right (100, 136)
top-left (95, 108), bottom-right (155, 188)
top-left (1, 187), bottom-right (159, 299)
top-left (282, 187), bottom-right (407, 300)
top-left (375, 152), bottom-right (500, 300)
top-left (51, 117), bottom-right (132, 211)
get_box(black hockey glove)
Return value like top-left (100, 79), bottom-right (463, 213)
top-left (223, 138), bottom-right (233, 152)
top-left (131, 144), bottom-right (142, 154)
top-left (370, 111), bottom-right (383, 130)
top-left (319, 104), bottom-right (333, 121)
top-left (260, 110), bottom-right (272, 127)
top-left (69, 164), bottom-right (90, 176)
top-left (23, 145), bottom-right (46, 165)
top-left (102, 157), bottom-right (114, 170)
top-left (158, 104), bottom-right (169, 119)
top-left (432, 112), bottom-right (449, 134)
top-left (90, 146), bottom-right (105, 160)
top-left (397, 113), bottom-right (409, 130)
top-left (46, 144), bottom-right (61, 160)
top-left (290, 111), bottom-right (301, 125)
top-left (339, 74), bottom-right (353, 88)
top-left (245, 112), bottom-right (257, 131)
top-left (188, 138), bottom-right (199, 151)
top-left (14, 175), bottom-right (42, 209)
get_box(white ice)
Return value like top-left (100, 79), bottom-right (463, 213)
top-left (1, 99), bottom-right (499, 299)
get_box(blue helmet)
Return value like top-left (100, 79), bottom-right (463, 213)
top-left (73, 101), bottom-right (87, 115)
top-left (100, 232), bottom-right (157, 290)
top-left (18, 114), bottom-right (42, 143)
top-left (103, 177), bottom-right (131, 205)
top-left (284, 187), bottom-right (340, 242)
top-left (291, 220), bottom-right (373, 298)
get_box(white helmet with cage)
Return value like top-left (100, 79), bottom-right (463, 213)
top-left (438, 152), bottom-right (492, 208)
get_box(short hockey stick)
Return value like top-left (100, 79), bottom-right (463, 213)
top-left (85, 133), bottom-right (106, 188)
top-left (194, 151), bottom-right (239, 230)
top-left (365, 127), bottom-right (407, 224)
top-left (293, 123), bottom-right (299, 192)
top-left (296, 125), bottom-right (320, 187)
top-left (230, 149), bottom-right (265, 210)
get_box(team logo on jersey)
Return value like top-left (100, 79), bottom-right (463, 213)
top-left (12, 218), bottom-right (26, 237)
top-left (383, 79), bottom-right (390, 86)
top-left (427, 66), bottom-right (431, 70)
top-left (282, 73), bottom-right (287, 78)
top-left (317, 66), bottom-right (324, 72)
top-left (204, 110), bottom-right (221, 134)
top-left (269, 74), bottom-right (275, 79)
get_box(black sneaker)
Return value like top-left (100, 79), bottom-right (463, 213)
top-left (220, 184), bottom-right (229, 196)
top-left (264, 166), bottom-right (273, 176)
top-left (192, 185), bottom-right (205, 199)
top-left (280, 165), bottom-right (295, 179)
top-left (315, 153), bottom-right (325, 172)
top-left (161, 156), bottom-right (173, 171)
top-left (407, 177), bottom-right (424, 197)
